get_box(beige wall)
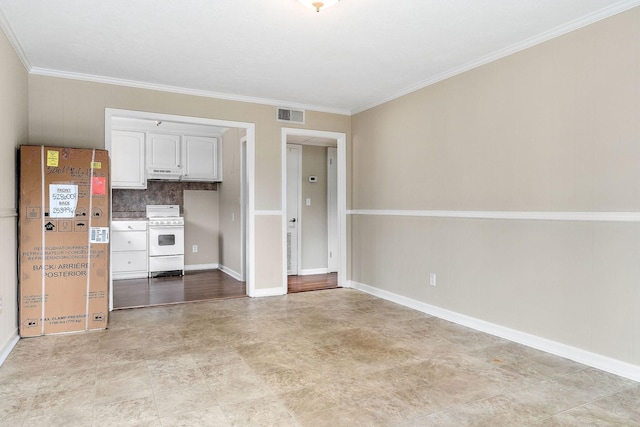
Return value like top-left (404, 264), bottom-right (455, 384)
top-left (301, 146), bottom-right (328, 271)
top-left (0, 28), bottom-right (28, 354)
top-left (218, 128), bottom-right (243, 276)
top-left (351, 8), bottom-right (640, 365)
top-left (184, 190), bottom-right (219, 267)
top-left (27, 76), bottom-right (351, 291)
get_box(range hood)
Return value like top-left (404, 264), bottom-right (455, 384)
top-left (146, 166), bottom-right (182, 181)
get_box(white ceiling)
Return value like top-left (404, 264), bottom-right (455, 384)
top-left (0, 0), bottom-right (637, 115)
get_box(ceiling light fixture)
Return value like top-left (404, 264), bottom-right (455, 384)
top-left (298, 0), bottom-right (340, 12)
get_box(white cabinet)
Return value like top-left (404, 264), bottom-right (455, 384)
top-left (146, 133), bottom-right (182, 179)
top-left (109, 131), bottom-right (146, 189)
top-left (112, 220), bottom-right (148, 279)
top-left (109, 131), bottom-right (222, 185)
top-left (182, 136), bottom-right (221, 181)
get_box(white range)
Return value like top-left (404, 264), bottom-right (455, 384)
top-left (146, 205), bottom-right (185, 277)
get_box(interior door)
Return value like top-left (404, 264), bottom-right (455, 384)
top-left (286, 144), bottom-right (301, 275)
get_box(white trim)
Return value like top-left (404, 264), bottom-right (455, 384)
top-left (0, 8), bottom-right (30, 70)
top-left (327, 147), bottom-right (338, 273)
top-left (0, 332), bottom-right (19, 366)
top-left (245, 126), bottom-right (256, 298)
top-left (218, 264), bottom-right (242, 282)
top-left (337, 135), bottom-right (347, 287)
top-left (1, 2), bottom-right (634, 116)
top-left (281, 138), bottom-right (288, 292)
top-left (184, 263), bottom-right (219, 271)
top-left (347, 209), bottom-right (640, 223)
top-left (240, 136), bottom-right (247, 282)
top-left (31, 68), bottom-right (350, 116)
top-left (254, 210), bottom-right (283, 216)
top-left (0, 208), bottom-right (17, 218)
top-left (299, 268), bottom-right (329, 276)
top-left (282, 128), bottom-right (348, 290)
top-left (350, 280), bottom-right (640, 382)
top-left (351, 0), bottom-right (640, 114)
top-left (252, 286), bottom-right (286, 298)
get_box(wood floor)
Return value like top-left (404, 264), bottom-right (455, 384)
top-left (287, 272), bottom-right (338, 293)
top-left (113, 270), bottom-right (246, 309)
top-left (113, 270), bottom-right (338, 309)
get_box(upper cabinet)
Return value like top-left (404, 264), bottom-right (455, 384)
top-left (108, 125), bottom-right (223, 188)
top-left (109, 130), bottom-right (146, 189)
top-left (146, 133), bottom-right (182, 180)
top-left (182, 136), bottom-right (221, 181)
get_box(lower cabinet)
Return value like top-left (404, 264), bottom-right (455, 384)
top-left (112, 220), bottom-right (148, 279)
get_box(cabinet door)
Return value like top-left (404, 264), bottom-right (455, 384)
top-left (147, 133), bottom-right (181, 169)
top-left (112, 251), bottom-right (148, 275)
top-left (182, 136), bottom-right (220, 181)
top-left (109, 131), bottom-right (146, 189)
top-left (112, 230), bottom-right (147, 252)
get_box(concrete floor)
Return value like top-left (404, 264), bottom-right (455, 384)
top-left (1, 288), bottom-right (639, 426)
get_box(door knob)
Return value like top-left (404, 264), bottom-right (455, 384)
top-left (289, 218), bottom-right (296, 223)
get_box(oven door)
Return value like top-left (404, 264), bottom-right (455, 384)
top-left (148, 225), bottom-right (185, 256)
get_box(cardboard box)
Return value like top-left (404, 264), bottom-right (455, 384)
top-left (19, 145), bottom-right (110, 337)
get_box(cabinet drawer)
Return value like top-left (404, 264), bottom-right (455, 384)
top-left (112, 231), bottom-right (147, 251)
top-left (112, 221), bottom-right (147, 232)
top-left (112, 251), bottom-right (147, 273)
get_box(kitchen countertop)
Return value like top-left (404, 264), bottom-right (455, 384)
top-left (112, 212), bottom-right (147, 220)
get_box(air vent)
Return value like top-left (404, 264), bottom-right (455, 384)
top-left (277, 108), bottom-right (305, 124)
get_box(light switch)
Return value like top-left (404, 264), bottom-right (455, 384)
top-left (306, 198), bottom-right (311, 206)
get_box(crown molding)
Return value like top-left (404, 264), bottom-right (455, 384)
top-left (29, 67), bottom-right (352, 116)
top-left (351, 0), bottom-right (640, 114)
top-left (0, 7), bottom-right (31, 71)
top-left (3, 1), bottom-right (638, 117)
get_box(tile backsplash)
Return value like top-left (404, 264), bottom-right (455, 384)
top-left (112, 180), bottom-right (217, 218)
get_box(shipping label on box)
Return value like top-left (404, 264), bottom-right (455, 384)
top-left (19, 146), bottom-right (110, 337)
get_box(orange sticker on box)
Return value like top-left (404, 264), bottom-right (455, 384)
top-left (47, 150), bottom-right (59, 167)
top-left (92, 177), bottom-right (106, 195)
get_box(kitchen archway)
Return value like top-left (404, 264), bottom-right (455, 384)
top-left (105, 108), bottom-right (256, 310)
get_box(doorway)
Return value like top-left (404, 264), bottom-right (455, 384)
top-left (281, 128), bottom-right (347, 294)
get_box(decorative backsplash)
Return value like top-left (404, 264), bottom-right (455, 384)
top-left (112, 180), bottom-right (217, 218)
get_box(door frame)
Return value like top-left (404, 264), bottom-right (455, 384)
top-left (280, 128), bottom-right (347, 293)
top-left (105, 108), bottom-right (257, 308)
top-left (285, 144), bottom-right (302, 275)
top-left (240, 136), bottom-right (247, 281)
top-left (327, 146), bottom-right (338, 273)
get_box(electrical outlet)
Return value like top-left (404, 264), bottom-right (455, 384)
top-left (429, 273), bottom-right (437, 287)
top-left (192, 245), bottom-right (198, 253)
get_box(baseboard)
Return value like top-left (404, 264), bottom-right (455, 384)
top-left (0, 330), bottom-right (19, 366)
top-left (349, 280), bottom-right (640, 382)
top-left (299, 268), bottom-right (329, 276)
top-left (218, 265), bottom-right (243, 281)
top-left (184, 263), bottom-right (218, 272)
top-left (252, 287), bottom-right (286, 298)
